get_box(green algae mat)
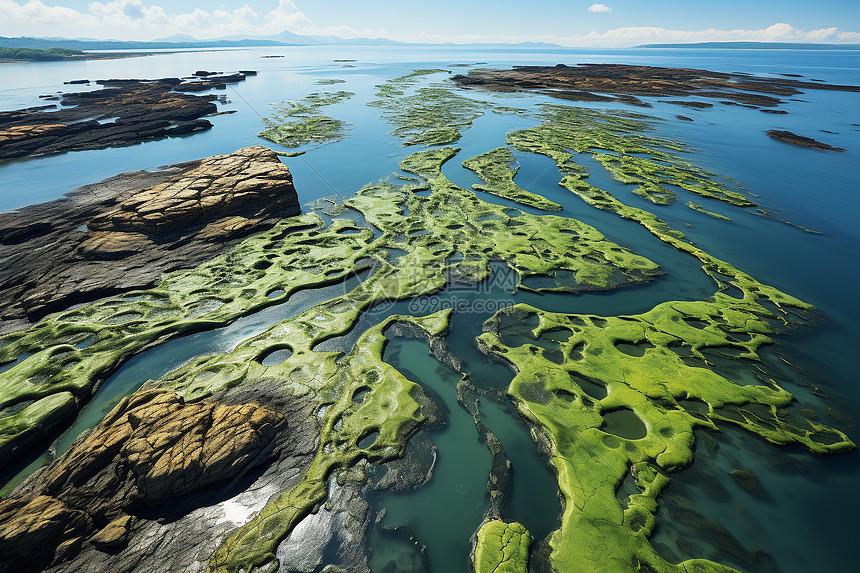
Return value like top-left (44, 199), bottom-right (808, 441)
top-left (259, 90), bottom-right (355, 147)
top-left (0, 72), bottom-right (854, 573)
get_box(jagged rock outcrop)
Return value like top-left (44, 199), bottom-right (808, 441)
top-left (0, 146), bottom-right (300, 329)
top-left (0, 72), bottom-right (254, 160)
top-left (0, 389), bottom-right (284, 572)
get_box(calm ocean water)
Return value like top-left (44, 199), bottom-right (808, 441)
top-left (0, 46), bottom-right (858, 572)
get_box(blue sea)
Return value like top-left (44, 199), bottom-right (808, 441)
top-left (0, 45), bottom-right (858, 573)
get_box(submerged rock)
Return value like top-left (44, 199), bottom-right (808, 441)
top-left (0, 145), bottom-right (299, 328)
top-left (730, 469), bottom-right (769, 499)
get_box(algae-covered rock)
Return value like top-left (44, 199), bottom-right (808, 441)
top-left (463, 147), bottom-right (563, 211)
top-left (0, 392), bottom-right (77, 461)
top-left (507, 104), bottom-right (754, 207)
top-left (474, 520), bottom-right (532, 573)
top-left (369, 70), bottom-right (487, 146)
top-left (259, 90), bottom-right (354, 148)
top-left (475, 178), bottom-right (854, 572)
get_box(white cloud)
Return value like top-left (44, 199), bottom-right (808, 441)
top-left (587, 3), bottom-right (612, 13)
top-left (571, 22), bottom-right (860, 46)
top-left (363, 21), bottom-right (860, 48)
top-left (0, 2), bottom-right (857, 47)
top-left (0, 0), bottom-right (330, 40)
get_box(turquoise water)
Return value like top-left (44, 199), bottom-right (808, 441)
top-left (1, 46), bottom-right (858, 572)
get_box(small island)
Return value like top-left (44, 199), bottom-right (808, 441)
top-left (765, 129), bottom-right (847, 151)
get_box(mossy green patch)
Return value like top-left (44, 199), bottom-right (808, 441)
top-left (474, 520), bottom-right (532, 573)
top-left (0, 392), bottom-right (77, 457)
top-left (258, 90), bottom-right (355, 148)
top-left (476, 158), bottom-right (853, 572)
top-left (355, 147), bottom-right (660, 295)
top-left (463, 147), bottom-right (563, 211)
top-left (205, 310), bottom-right (450, 572)
top-left (507, 104), bottom-right (754, 208)
top-left (369, 86), bottom-right (490, 146)
top-left (688, 201), bottom-right (731, 221)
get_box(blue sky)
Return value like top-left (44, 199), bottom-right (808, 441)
top-left (1, 0), bottom-right (858, 45)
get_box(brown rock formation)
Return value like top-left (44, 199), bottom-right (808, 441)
top-left (452, 63), bottom-right (860, 109)
top-left (0, 390), bottom-right (284, 572)
top-left (0, 72), bottom-right (253, 161)
top-left (0, 146), bottom-right (300, 329)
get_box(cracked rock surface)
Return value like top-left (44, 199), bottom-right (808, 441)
top-left (0, 145), bottom-right (299, 328)
top-left (0, 389), bottom-right (286, 572)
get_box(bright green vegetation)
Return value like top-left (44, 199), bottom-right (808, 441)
top-left (474, 108), bottom-right (855, 570)
top-left (463, 147), bottom-right (563, 211)
top-left (369, 70), bottom-right (490, 145)
top-left (258, 90), bottom-right (355, 147)
top-left (207, 310), bottom-right (450, 572)
top-left (689, 201), bottom-right (731, 221)
top-left (480, 287), bottom-right (853, 572)
top-left (474, 520), bottom-right (532, 573)
top-left (259, 116), bottom-right (347, 148)
top-left (507, 104), bottom-right (755, 209)
top-left (0, 47), bottom-right (83, 61)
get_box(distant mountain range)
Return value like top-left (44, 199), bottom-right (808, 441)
top-left (7, 35), bottom-right (857, 53)
top-left (0, 33), bottom-right (561, 51)
top-left (638, 42), bottom-right (860, 50)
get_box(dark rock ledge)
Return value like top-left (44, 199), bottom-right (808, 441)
top-left (0, 145), bottom-right (300, 331)
top-left (0, 71), bottom-right (254, 161)
top-left (453, 63), bottom-right (860, 110)
top-left (765, 129), bottom-right (847, 152)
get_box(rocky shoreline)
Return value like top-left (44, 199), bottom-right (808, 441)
top-left (0, 71), bottom-right (253, 161)
top-left (0, 145), bottom-right (299, 331)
